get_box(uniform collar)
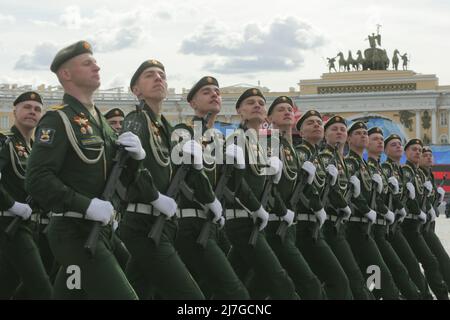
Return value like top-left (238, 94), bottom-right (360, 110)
top-left (349, 149), bottom-right (363, 160)
top-left (10, 125), bottom-right (31, 147)
top-left (405, 159), bottom-right (418, 171)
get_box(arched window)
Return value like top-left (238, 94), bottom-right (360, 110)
top-left (439, 134), bottom-right (448, 144)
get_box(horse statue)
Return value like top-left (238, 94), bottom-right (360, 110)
top-left (392, 49), bottom-right (400, 70)
top-left (382, 49), bottom-right (390, 70)
top-left (337, 52), bottom-right (348, 72)
top-left (347, 50), bottom-right (358, 71)
top-left (400, 53), bottom-right (409, 70)
top-left (356, 50), bottom-right (364, 71)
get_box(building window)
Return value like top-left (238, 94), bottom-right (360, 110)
top-left (440, 134), bottom-right (448, 144)
top-left (440, 111), bottom-right (448, 127)
top-left (0, 116), bottom-right (9, 129)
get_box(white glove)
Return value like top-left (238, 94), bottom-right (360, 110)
top-left (86, 198), bottom-right (114, 226)
top-left (282, 209), bottom-right (295, 227)
top-left (349, 175), bottom-right (361, 198)
top-left (365, 209), bottom-right (377, 223)
top-left (117, 131), bottom-right (146, 161)
top-left (326, 164), bottom-right (338, 186)
top-left (269, 156), bottom-right (283, 184)
top-left (384, 210), bottom-right (395, 225)
top-left (301, 161), bottom-right (316, 185)
top-left (182, 140), bottom-right (203, 170)
top-left (372, 174), bottom-right (383, 193)
top-left (339, 206), bottom-right (352, 220)
top-left (418, 211), bottom-right (427, 224)
top-left (406, 182), bottom-right (416, 200)
top-left (388, 177), bottom-right (399, 195)
top-left (216, 216), bottom-right (225, 229)
top-left (225, 144), bottom-right (245, 169)
top-left (314, 208), bottom-right (327, 228)
top-left (252, 206), bottom-right (269, 231)
top-left (428, 207), bottom-right (437, 222)
top-left (206, 198), bottom-right (223, 223)
top-left (151, 192), bottom-right (177, 219)
top-left (396, 207), bottom-right (407, 223)
top-left (423, 181), bottom-right (433, 193)
top-left (437, 201), bottom-right (446, 217)
top-left (8, 202), bottom-right (32, 220)
top-left (0, 171), bottom-right (2, 180)
top-left (437, 187), bottom-right (445, 202)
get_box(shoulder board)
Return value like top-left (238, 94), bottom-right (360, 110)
top-left (0, 130), bottom-right (13, 137)
top-left (172, 124), bottom-right (192, 142)
top-left (49, 104), bottom-right (67, 111)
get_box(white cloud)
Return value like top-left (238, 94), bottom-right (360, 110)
top-left (14, 42), bottom-right (59, 71)
top-left (180, 16), bottom-right (326, 73)
top-left (0, 14), bottom-right (15, 23)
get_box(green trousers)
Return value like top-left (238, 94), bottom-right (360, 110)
top-left (0, 217), bottom-right (52, 299)
top-left (249, 221), bottom-right (325, 299)
top-left (323, 219), bottom-right (374, 300)
top-left (346, 221), bottom-right (401, 300)
top-left (401, 219), bottom-right (448, 299)
top-left (296, 220), bottom-right (353, 300)
top-left (226, 218), bottom-right (298, 300)
top-left (423, 222), bottom-right (450, 293)
top-left (389, 225), bottom-right (432, 299)
top-left (373, 224), bottom-right (421, 299)
top-left (46, 217), bottom-right (138, 300)
top-left (174, 217), bottom-right (249, 300)
top-left (120, 212), bottom-right (204, 300)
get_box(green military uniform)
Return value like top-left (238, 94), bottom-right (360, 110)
top-left (224, 125), bottom-right (297, 299)
top-left (0, 123), bottom-right (52, 299)
top-left (344, 122), bottom-right (400, 299)
top-left (382, 154), bottom-right (433, 299)
top-left (224, 88), bottom-right (297, 299)
top-left (418, 159), bottom-right (450, 291)
top-left (400, 140), bottom-right (448, 299)
top-left (119, 102), bottom-right (204, 299)
top-left (366, 134), bottom-right (420, 299)
top-left (320, 138), bottom-right (373, 300)
top-left (259, 132), bottom-right (325, 300)
top-left (25, 93), bottom-right (138, 299)
top-left (172, 111), bottom-right (249, 299)
top-left (294, 134), bottom-right (352, 299)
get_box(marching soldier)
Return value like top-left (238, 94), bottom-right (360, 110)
top-left (0, 91), bottom-right (52, 299)
top-left (119, 59), bottom-right (204, 299)
top-left (419, 146), bottom-right (450, 290)
top-left (263, 96), bottom-right (325, 299)
top-left (224, 88), bottom-right (298, 299)
top-left (401, 138), bottom-right (448, 299)
top-left (382, 134), bottom-right (433, 299)
top-left (367, 127), bottom-right (420, 299)
top-left (345, 121), bottom-right (401, 299)
top-left (294, 110), bottom-right (353, 299)
top-left (26, 41), bottom-right (143, 299)
top-left (104, 108), bottom-right (125, 133)
top-left (321, 115), bottom-right (373, 300)
top-left (172, 76), bottom-right (249, 299)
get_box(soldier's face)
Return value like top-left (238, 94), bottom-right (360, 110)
top-left (348, 128), bottom-right (368, 149)
top-left (420, 151), bottom-right (433, 167)
top-left (300, 116), bottom-right (324, 142)
top-left (63, 53), bottom-right (101, 90)
top-left (190, 85), bottom-right (221, 116)
top-left (325, 123), bottom-right (347, 146)
top-left (107, 116), bottom-right (123, 133)
top-left (237, 96), bottom-right (267, 123)
top-left (268, 103), bottom-right (294, 128)
top-left (385, 139), bottom-right (403, 160)
top-left (14, 101), bottom-right (43, 130)
top-left (133, 67), bottom-right (167, 101)
top-left (368, 133), bottom-right (384, 155)
top-left (405, 144), bottom-right (422, 164)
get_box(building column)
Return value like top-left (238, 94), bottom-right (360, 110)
top-left (447, 109), bottom-right (450, 143)
top-left (415, 110), bottom-right (421, 139)
top-left (432, 109), bottom-right (437, 144)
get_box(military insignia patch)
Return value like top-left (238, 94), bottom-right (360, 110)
top-left (37, 128), bottom-right (55, 145)
top-left (14, 142), bottom-right (28, 158)
top-left (73, 114), bottom-right (93, 135)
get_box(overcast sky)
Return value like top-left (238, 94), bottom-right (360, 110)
top-left (1, 0), bottom-right (449, 92)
